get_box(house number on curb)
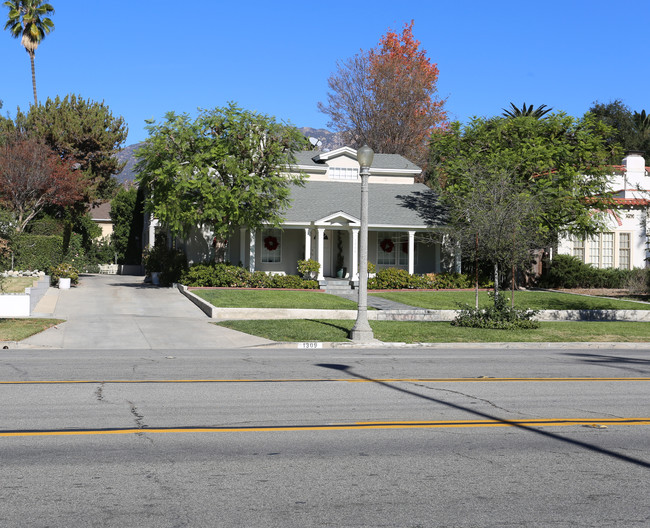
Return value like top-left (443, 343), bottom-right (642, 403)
top-left (299, 342), bottom-right (323, 349)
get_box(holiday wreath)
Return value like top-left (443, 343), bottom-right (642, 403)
top-left (264, 235), bottom-right (279, 251)
top-left (380, 238), bottom-right (394, 253)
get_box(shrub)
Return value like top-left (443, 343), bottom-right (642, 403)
top-left (369, 268), bottom-right (419, 289)
top-left (452, 292), bottom-right (540, 330)
top-left (50, 262), bottom-right (80, 286)
top-left (271, 274), bottom-right (317, 289)
top-left (248, 270), bottom-right (274, 288)
top-left (143, 235), bottom-right (188, 286)
top-left (367, 268), bottom-right (476, 290)
top-left (428, 272), bottom-right (473, 289)
top-left (179, 263), bottom-right (319, 289)
top-left (13, 234), bottom-right (63, 272)
top-left (540, 254), bottom-right (639, 289)
top-left (296, 258), bottom-right (320, 277)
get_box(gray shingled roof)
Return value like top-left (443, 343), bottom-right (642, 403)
top-left (283, 181), bottom-right (446, 228)
top-left (292, 150), bottom-right (421, 172)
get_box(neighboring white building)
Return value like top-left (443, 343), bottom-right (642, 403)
top-left (162, 146), bottom-right (450, 282)
top-left (557, 152), bottom-right (650, 269)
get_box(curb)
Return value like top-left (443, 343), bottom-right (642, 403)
top-left (176, 285), bottom-right (650, 323)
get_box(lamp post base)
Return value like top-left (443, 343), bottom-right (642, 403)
top-left (349, 320), bottom-right (374, 342)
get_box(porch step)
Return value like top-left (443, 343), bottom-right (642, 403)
top-left (323, 279), bottom-right (355, 295)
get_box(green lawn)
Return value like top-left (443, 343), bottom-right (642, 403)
top-left (216, 319), bottom-right (650, 343)
top-left (191, 289), bottom-right (359, 309)
top-left (370, 290), bottom-right (650, 311)
top-left (1, 277), bottom-right (39, 294)
top-left (0, 318), bottom-right (63, 341)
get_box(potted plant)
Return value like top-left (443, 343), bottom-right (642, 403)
top-left (336, 232), bottom-right (346, 278)
top-left (50, 263), bottom-right (80, 289)
top-left (368, 261), bottom-right (377, 278)
top-left (297, 258), bottom-right (320, 280)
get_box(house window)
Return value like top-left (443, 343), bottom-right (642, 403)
top-left (602, 233), bottom-right (614, 268)
top-left (377, 233), bottom-right (416, 267)
top-left (585, 232), bottom-right (631, 269)
top-left (589, 236), bottom-right (600, 267)
top-left (572, 236), bottom-right (585, 262)
top-left (328, 167), bottom-right (359, 181)
top-left (261, 229), bottom-right (281, 263)
top-left (619, 233), bottom-right (631, 269)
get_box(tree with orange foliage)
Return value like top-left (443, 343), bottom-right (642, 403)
top-left (318, 21), bottom-right (446, 167)
top-left (0, 134), bottom-right (82, 233)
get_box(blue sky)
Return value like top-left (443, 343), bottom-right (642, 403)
top-left (2, 0), bottom-right (649, 146)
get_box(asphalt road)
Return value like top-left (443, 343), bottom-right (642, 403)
top-left (1, 346), bottom-right (649, 527)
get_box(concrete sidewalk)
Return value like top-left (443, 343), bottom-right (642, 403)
top-left (21, 274), bottom-right (273, 350)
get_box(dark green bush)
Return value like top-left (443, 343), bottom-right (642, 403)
top-left (13, 235), bottom-right (64, 271)
top-left (271, 274), bottom-right (317, 289)
top-left (452, 292), bottom-right (540, 330)
top-left (367, 268), bottom-right (476, 290)
top-left (540, 254), bottom-right (638, 289)
top-left (50, 262), bottom-right (80, 286)
top-left (248, 270), bottom-right (274, 288)
top-left (143, 235), bottom-right (188, 286)
top-left (179, 263), bottom-right (318, 289)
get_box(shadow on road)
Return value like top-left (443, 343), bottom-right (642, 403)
top-left (562, 352), bottom-right (650, 375)
top-left (316, 363), bottom-right (650, 470)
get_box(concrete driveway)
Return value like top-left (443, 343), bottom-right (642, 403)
top-left (22, 274), bottom-right (272, 349)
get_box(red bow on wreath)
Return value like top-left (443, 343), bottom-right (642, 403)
top-left (380, 238), bottom-right (394, 253)
top-left (264, 236), bottom-right (279, 251)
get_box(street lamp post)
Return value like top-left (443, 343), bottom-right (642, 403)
top-left (350, 145), bottom-right (374, 342)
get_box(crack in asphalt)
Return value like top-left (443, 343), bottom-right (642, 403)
top-left (94, 383), bottom-right (104, 402)
top-left (410, 383), bottom-right (524, 416)
top-left (0, 361), bottom-right (30, 378)
top-left (572, 408), bottom-right (624, 419)
top-left (127, 400), bottom-right (153, 443)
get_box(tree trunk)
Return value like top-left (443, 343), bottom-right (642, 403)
top-left (493, 262), bottom-right (499, 305)
top-left (213, 237), bottom-right (228, 263)
top-left (475, 233), bottom-right (479, 309)
top-left (30, 52), bottom-right (37, 106)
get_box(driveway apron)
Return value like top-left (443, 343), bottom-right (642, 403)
top-left (23, 274), bottom-right (272, 349)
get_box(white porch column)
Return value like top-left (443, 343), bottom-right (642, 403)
top-left (316, 227), bottom-right (325, 280)
top-left (304, 227), bottom-right (311, 260)
top-left (240, 227), bottom-right (247, 267)
top-left (408, 231), bottom-right (415, 275)
top-left (249, 229), bottom-right (256, 273)
top-left (148, 215), bottom-right (158, 247)
top-left (351, 228), bottom-right (359, 280)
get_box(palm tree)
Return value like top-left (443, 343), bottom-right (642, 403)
top-left (4, 0), bottom-right (55, 106)
top-left (502, 102), bottom-right (552, 119)
top-left (633, 110), bottom-right (650, 140)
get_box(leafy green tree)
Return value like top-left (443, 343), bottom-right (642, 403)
top-left (440, 165), bottom-right (546, 306)
top-left (429, 113), bottom-right (619, 239)
top-left (3, 0), bottom-right (54, 106)
top-left (13, 94), bottom-right (128, 201)
top-left (586, 100), bottom-right (650, 159)
top-left (136, 103), bottom-right (308, 256)
top-left (502, 102), bottom-right (552, 119)
top-left (110, 186), bottom-right (143, 264)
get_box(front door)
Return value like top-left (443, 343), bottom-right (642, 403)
top-left (323, 230), bottom-right (332, 277)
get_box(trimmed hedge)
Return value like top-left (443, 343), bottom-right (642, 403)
top-left (539, 254), bottom-right (643, 289)
top-left (368, 268), bottom-right (482, 290)
top-left (12, 235), bottom-right (64, 272)
top-left (180, 263), bottom-right (318, 289)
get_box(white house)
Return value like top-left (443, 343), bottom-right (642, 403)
top-left (163, 146), bottom-right (450, 283)
top-left (557, 152), bottom-right (650, 269)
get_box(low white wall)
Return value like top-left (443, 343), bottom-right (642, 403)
top-left (0, 295), bottom-right (30, 317)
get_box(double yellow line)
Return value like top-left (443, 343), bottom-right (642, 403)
top-left (2, 417), bottom-right (649, 437)
top-left (1, 377), bottom-right (649, 385)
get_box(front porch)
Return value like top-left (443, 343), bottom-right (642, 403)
top-left (231, 224), bottom-right (442, 282)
